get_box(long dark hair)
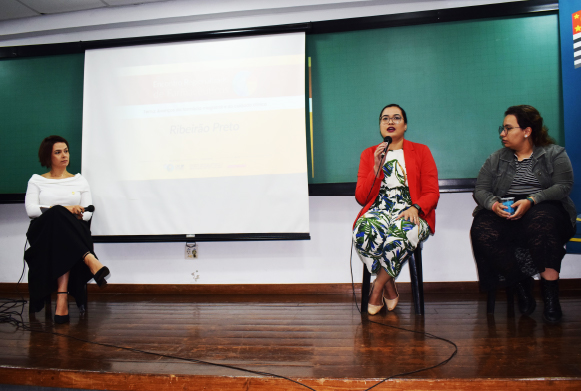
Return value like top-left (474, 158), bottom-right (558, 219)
top-left (504, 105), bottom-right (554, 146)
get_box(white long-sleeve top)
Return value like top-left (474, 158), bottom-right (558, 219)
top-left (25, 174), bottom-right (93, 221)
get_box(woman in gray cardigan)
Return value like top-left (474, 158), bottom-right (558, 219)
top-left (471, 105), bottom-right (576, 323)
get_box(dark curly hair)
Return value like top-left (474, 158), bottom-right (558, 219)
top-left (504, 105), bottom-right (554, 147)
top-left (38, 135), bottom-right (69, 168)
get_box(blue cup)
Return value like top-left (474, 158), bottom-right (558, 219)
top-left (500, 197), bottom-right (515, 214)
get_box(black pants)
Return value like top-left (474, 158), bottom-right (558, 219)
top-left (25, 206), bottom-right (94, 312)
top-left (471, 201), bottom-right (574, 291)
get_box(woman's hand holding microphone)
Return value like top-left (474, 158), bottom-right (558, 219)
top-left (373, 136), bottom-right (393, 176)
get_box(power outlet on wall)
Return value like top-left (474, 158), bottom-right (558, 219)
top-left (185, 242), bottom-right (198, 259)
top-left (191, 270), bottom-right (200, 282)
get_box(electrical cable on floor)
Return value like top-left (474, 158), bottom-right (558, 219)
top-left (0, 169), bottom-right (457, 391)
top-left (348, 151), bottom-right (458, 390)
top-left (0, 241), bottom-right (29, 327)
top-left (0, 236), bottom-right (321, 389)
top-left (1, 264), bottom-right (457, 391)
top-left (349, 240), bottom-right (458, 390)
top-left (1, 301), bottom-right (319, 391)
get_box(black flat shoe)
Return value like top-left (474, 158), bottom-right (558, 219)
top-left (93, 266), bottom-right (110, 287)
top-left (515, 277), bottom-right (536, 316)
top-left (54, 292), bottom-right (70, 324)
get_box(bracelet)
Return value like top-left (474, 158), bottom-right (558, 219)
top-left (526, 197), bottom-right (535, 206)
top-left (411, 203), bottom-right (422, 213)
top-left (492, 201), bottom-right (499, 212)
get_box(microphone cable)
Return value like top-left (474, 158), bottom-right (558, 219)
top-left (0, 239), bottom-right (29, 326)
top-left (348, 141), bottom-right (458, 390)
top-left (3, 301), bottom-right (322, 390)
top-left (1, 170), bottom-right (457, 391)
top-left (0, 232), bottom-right (319, 390)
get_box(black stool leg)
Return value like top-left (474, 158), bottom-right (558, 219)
top-left (487, 290), bottom-right (496, 314)
top-left (506, 285), bottom-right (515, 317)
top-left (486, 286), bottom-right (515, 316)
top-left (361, 267), bottom-right (371, 313)
top-left (44, 294), bottom-right (52, 318)
top-left (409, 247), bottom-right (424, 315)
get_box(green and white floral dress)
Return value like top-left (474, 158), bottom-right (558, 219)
top-left (353, 149), bottom-right (430, 277)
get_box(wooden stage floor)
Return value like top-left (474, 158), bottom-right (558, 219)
top-left (0, 290), bottom-right (580, 390)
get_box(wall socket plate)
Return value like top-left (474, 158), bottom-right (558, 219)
top-left (185, 242), bottom-right (197, 259)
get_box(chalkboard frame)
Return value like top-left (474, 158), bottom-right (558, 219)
top-left (0, 1), bottom-right (557, 60)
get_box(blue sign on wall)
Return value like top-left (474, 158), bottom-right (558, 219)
top-left (560, 1), bottom-right (581, 251)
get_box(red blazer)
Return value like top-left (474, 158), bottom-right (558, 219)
top-left (353, 139), bottom-right (440, 233)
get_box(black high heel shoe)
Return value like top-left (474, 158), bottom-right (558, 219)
top-left (93, 266), bottom-right (110, 287)
top-left (54, 292), bottom-right (70, 324)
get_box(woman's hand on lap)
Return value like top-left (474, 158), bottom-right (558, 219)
top-left (397, 207), bottom-right (420, 225)
top-left (507, 199), bottom-right (532, 220)
top-left (65, 205), bottom-right (84, 219)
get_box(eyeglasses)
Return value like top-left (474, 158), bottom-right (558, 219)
top-left (498, 125), bottom-right (521, 135)
top-left (381, 115), bottom-right (403, 124)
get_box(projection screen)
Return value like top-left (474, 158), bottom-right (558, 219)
top-left (82, 32), bottom-right (309, 238)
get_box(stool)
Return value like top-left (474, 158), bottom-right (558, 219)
top-left (360, 243), bottom-right (424, 315)
top-left (26, 215), bottom-right (93, 315)
top-left (486, 285), bottom-right (515, 316)
top-left (484, 247), bottom-right (540, 316)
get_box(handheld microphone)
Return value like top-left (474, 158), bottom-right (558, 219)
top-left (84, 205), bottom-right (95, 212)
top-left (381, 136), bottom-right (393, 158)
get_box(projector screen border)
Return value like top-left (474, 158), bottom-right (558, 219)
top-left (91, 233), bottom-right (311, 243)
top-left (0, 22), bottom-right (312, 59)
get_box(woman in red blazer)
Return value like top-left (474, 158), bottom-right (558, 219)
top-left (353, 104), bottom-right (439, 314)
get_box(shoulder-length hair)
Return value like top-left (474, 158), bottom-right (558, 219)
top-left (38, 135), bottom-right (69, 168)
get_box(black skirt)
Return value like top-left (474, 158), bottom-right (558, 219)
top-left (24, 205), bottom-right (95, 312)
top-left (471, 200), bottom-right (575, 291)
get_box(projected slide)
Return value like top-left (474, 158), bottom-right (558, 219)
top-left (82, 33), bottom-right (309, 236)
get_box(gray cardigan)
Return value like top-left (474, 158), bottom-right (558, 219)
top-left (473, 144), bottom-right (577, 227)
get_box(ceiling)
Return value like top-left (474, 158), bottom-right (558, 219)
top-left (0, 0), bottom-right (173, 21)
top-left (0, 0), bottom-right (525, 47)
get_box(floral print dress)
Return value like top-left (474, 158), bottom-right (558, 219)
top-left (353, 149), bottom-right (430, 277)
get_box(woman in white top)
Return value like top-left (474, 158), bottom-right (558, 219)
top-left (25, 135), bottom-right (110, 324)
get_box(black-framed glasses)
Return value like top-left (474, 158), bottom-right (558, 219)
top-left (381, 115), bottom-right (403, 124)
top-left (498, 125), bottom-right (521, 135)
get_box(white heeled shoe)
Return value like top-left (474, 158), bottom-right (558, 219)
top-left (383, 281), bottom-right (399, 311)
top-left (367, 280), bottom-right (384, 315)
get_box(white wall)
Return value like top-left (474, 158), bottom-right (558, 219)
top-left (2, 193), bottom-right (580, 285)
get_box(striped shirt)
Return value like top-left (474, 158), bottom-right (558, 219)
top-left (507, 154), bottom-right (543, 196)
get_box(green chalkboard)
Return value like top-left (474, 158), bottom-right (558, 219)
top-left (305, 13), bottom-right (563, 183)
top-left (0, 53), bottom-right (85, 194)
top-left (0, 13), bottom-right (562, 194)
